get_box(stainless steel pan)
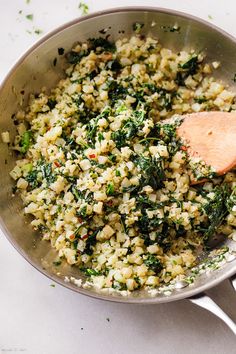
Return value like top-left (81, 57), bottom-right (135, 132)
top-left (1, 7), bottom-right (236, 334)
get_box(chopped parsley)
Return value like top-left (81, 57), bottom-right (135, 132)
top-left (53, 260), bottom-right (62, 266)
top-left (179, 55), bottom-right (199, 75)
top-left (20, 130), bottom-right (33, 154)
top-left (133, 22), bottom-right (144, 33)
top-left (34, 28), bottom-right (43, 35)
top-left (26, 14), bottom-right (33, 21)
top-left (47, 98), bottom-right (57, 110)
top-left (79, 1), bottom-right (89, 15)
top-left (66, 50), bottom-right (88, 64)
top-left (106, 183), bottom-right (115, 196)
top-left (135, 155), bottom-right (165, 190)
top-left (80, 267), bottom-right (101, 276)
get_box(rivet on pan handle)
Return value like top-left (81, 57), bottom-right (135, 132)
top-left (189, 278), bottom-right (236, 335)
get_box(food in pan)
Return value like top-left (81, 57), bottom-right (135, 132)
top-left (8, 35), bottom-right (236, 293)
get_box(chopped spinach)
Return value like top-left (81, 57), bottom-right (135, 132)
top-left (144, 254), bottom-right (163, 274)
top-left (25, 169), bottom-right (40, 189)
top-left (105, 59), bottom-right (122, 72)
top-left (194, 96), bottom-right (207, 104)
top-left (40, 162), bottom-right (56, 185)
top-left (111, 108), bottom-right (146, 147)
top-left (111, 130), bottom-right (126, 149)
top-left (66, 50), bottom-right (89, 64)
top-left (58, 47), bottom-right (65, 55)
top-left (77, 205), bottom-right (88, 218)
top-left (107, 79), bottom-right (128, 102)
top-left (108, 154), bottom-right (116, 163)
top-left (180, 55), bottom-right (199, 75)
top-left (89, 37), bottom-right (116, 52)
top-left (53, 260), bottom-right (62, 266)
top-left (83, 228), bottom-right (101, 255)
top-left (86, 106), bottom-right (111, 144)
top-left (156, 88), bottom-right (176, 111)
top-left (71, 185), bottom-right (83, 201)
top-left (202, 184), bottom-right (230, 239)
top-left (122, 185), bottom-right (140, 193)
top-left (136, 195), bottom-right (165, 209)
top-left (176, 55), bottom-right (200, 86)
top-left (47, 98), bottom-right (57, 110)
top-left (137, 213), bottom-right (163, 237)
top-left (134, 155), bottom-right (165, 190)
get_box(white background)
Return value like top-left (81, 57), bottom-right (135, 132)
top-left (0, 1), bottom-right (236, 353)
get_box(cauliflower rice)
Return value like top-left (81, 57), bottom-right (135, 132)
top-left (9, 35), bottom-right (236, 293)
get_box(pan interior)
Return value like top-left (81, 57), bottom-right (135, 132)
top-left (1, 8), bottom-right (236, 303)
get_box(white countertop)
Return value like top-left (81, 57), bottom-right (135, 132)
top-left (0, 1), bottom-right (236, 353)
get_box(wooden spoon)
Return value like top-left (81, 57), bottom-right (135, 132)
top-left (176, 111), bottom-right (236, 180)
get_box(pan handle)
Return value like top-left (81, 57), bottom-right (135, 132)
top-left (189, 277), bottom-right (236, 335)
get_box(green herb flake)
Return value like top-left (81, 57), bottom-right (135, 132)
top-left (26, 14), bottom-right (33, 21)
top-left (58, 47), bottom-right (65, 55)
top-left (25, 169), bottom-right (39, 189)
top-left (89, 37), bottom-right (116, 53)
top-left (79, 1), bottom-right (89, 15)
top-left (202, 184), bottom-right (230, 239)
top-left (106, 183), bottom-right (115, 196)
top-left (133, 22), bottom-right (144, 33)
top-left (20, 130), bottom-right (33, 154)
top-left (115, 170), bottom-right (121, 177)
top-left (194, 96), bottom-right (207, 104)
top-left (47, 98), bottom-right (57, 110)
top-left (82, 268), bottom-right (101, 276)
top-left (144, 254), bottom-right (163, 274)
top-left (66, 50), bottom-right (88, 64)
top-left (40, 161), bottom-right (56, 185)
top-left (180, 55), bottom-right (199, 74)
top-left (108, 154), bottom-right (116, 163)
top-left (50, 284), bottom-right (55, 287)
top-left (208, 14), bottom-right (213, 20)
top-left (134, 155), bottom-right (165, 190)
top-left (34, 28), bottom-right (43, 35)
top-left (53, 260), bottom-right (62, 266)
top-left (98, 132), bottom-right (104, 142)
